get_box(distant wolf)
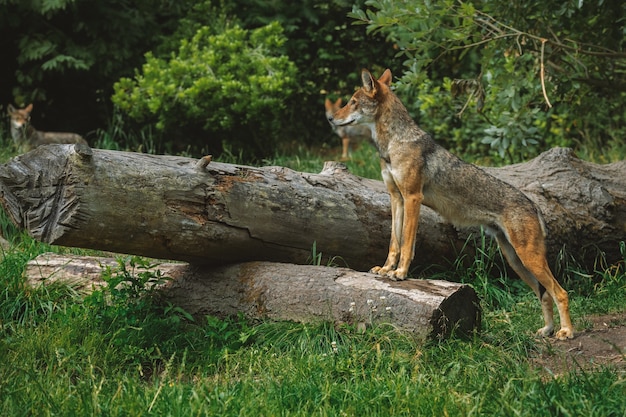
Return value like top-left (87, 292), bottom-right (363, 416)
top-left (325, 97), bottom-right (371, 160)
top-left (7, 103), bottom-right (87, 151)
top-left (327, 69), bottom-right (574, 340)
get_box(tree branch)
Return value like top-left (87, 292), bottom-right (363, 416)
top-left (540, 38), bottom-right (552, 108)
top-left (452, 4), bottom-right (626, 60)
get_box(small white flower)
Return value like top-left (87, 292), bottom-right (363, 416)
top-left (367, 299), bottom-right (374, 305)
top-left (379, 296), bottom-right (387, 301)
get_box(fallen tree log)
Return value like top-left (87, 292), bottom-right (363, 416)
top-left (1, 144), bottom-right (625, 270)
top-left (25, 253), bottom-right (481, 339)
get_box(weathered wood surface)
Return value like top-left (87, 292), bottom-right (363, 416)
top-left (1, 144), bottom-right (625, 270)
top-left (26, 253), bottom-right (481, 339)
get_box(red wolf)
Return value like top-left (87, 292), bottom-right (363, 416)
top-left (8, 103), bottom-right (87, 151)
top-left (325, 97), bottom-right (371, 160)
top-left (328, 69), bottom-right (574, 340)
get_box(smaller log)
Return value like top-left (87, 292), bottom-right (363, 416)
top-left (25, 253), bottom-right (481, 340)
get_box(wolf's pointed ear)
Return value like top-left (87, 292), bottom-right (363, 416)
top-left (378, 69), bottom-right (392, 86)
top-left (7, 104), bottom-right (15, 114)
top-left (361, 69), bottom-right (376, 93)
top-left (25, 103), bottom-right (33, 112)
top-left (334, 97), bottom-right (342, 106)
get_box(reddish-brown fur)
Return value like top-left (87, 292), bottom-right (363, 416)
top-left (8, 103), bottom-right (87, 151)
top-left (328, 69), bottom-right (574, 340)
top-left (325, 97), bottom-right (372, 160)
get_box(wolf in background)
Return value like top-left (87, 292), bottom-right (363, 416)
top-left (327, 69), bottom-right (574, 340)
top-left (325, 97), bottom-right (371, 160)
top-left (8, 103), bottom-right (87, 151)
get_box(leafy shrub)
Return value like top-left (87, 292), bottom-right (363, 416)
top-left (0, 0), bottom-right (195, 133)
top-left (81, 257), bottom-right (193, 365)
top-left (228, 0), bottom-right (404, 148)
top-left (112, 22), bottom-right (297, 158)
top-left (351, 0), bottom-right (626, 164)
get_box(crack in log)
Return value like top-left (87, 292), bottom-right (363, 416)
top-left (40, 160), bottom-right (70, 243)
top-left (38, 157), bottom-right (85, 243)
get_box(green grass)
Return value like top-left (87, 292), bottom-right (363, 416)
top-left (0, 132), bottom-right (625, 415)
top-left (1, 208), bottom-right (625, 416)
top-left (225, 140), bottom-right (383, 181)
top-left (0, 256), bottom-right (624, 416)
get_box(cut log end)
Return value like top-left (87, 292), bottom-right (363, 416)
top-left (430, 284), bottom-right (481, 339)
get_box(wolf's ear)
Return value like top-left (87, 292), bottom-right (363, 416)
top-left (361, 69), bottom-right (376, 93)
top-left (334, 97), bottom-right (342, 106)
top-left (25, 103), bottom-right (33, 112)
top-left (378, 69), bottom-right (392, 86)
top-left (7, 104), bottom-right (15, 114)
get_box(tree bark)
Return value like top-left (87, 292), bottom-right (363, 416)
top-left (1, 144), bottom-right (625, 271)
top-left (25, 253), bottom-right (480, 339)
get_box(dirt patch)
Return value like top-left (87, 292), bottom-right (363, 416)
top-left (531, 312), bottom-right (626, 377)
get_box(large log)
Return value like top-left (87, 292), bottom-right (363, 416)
top-left (0, 144), bottom-right (625, 270)
top-left (25, 253), bottom-right (481, 339)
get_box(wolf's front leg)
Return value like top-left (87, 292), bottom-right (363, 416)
top-left (370, 231), bottom-right (400, 275)
top-left (371, 161), bottom-right (403, 276)
top-left (370, 197), bottom-right (402, 275)
top-left (386, 191), bottom-right (422, 280)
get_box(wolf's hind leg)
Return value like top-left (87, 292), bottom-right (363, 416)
top-left (495, 221), bottom-right (574, 340)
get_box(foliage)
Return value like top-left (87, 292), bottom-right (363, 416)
top-left (4, 0), bottom-right (626, 162)
top-left (113, 0), bottom-right (403, 158)
top-left (225, 0), bottom-right (404, 148)
top-left (0, 0), bottom-right (195, 132)
top-left (2, 0), bottom-right (401, 158)
top-left (72, 258), bottom-right (187, 366)
top-left (350, 0), bottom-right (626, 164)
top-left (112, 22), bottom-right (298, 158)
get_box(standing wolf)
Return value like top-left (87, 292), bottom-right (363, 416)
top-left (8, 103), bottom-right (87, 151)
top-left (328, 69), bottom-right (574, 340)
top-left (325, 97), bottom-right (372, 160)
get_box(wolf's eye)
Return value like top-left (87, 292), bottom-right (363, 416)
top-left (350, 99), bottom-right (356, 106)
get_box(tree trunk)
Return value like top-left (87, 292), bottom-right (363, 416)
top-left (1, 144), bottom-right (624, 271)
top-left (25, 253), bottom-right (480, 339)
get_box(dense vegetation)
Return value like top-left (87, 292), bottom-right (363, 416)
top-left (350, 0), bottom-right (626, 164)
top-left (2, 0), bottom-right (624, 162)
top-left (1, 1), bottom-right (625, 414)
top-left (1, 0), bottom-right (401, 159)
top-left (112, 22), bottom-right (299, 156)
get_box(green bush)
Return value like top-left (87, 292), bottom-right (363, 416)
top-left (112, 22), bottom-right (297, 158)
top-left (351, 0), bottom-right (626, 164)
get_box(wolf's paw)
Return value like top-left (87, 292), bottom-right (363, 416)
top-left (369, 266), bottom-right (384, 275)
top-left (536, 325), bottom-right (554, 338)
top-left (385, 269), bottom-right (408, 281)
top-left (555, 327), bottom-right (575, 340)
